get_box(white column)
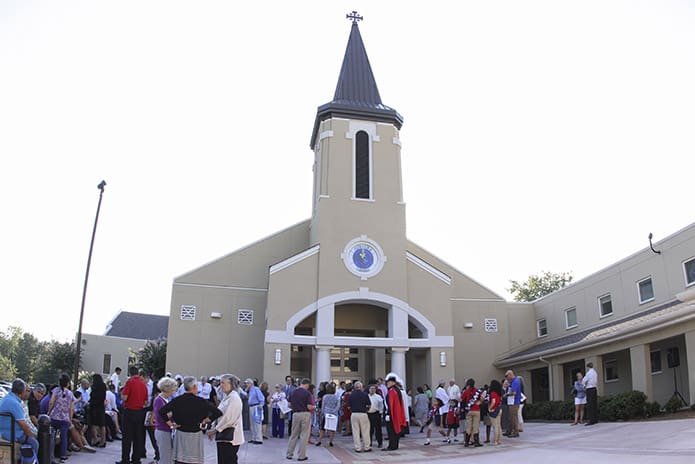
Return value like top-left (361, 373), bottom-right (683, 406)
top-left (389, 306), bottom-right (409, 346)
top-left (630, 344), bottom-right (653, 401)
top-left (391, 347), bottom-right (408, 390)
top-left (315, 346), bottom-right (332, 384)
top-left (685, 330), bottom-right (695, 404)
top-left (316, 303), bottom-right (335, 345)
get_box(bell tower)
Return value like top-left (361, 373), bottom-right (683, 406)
top-left (308, 12), bottom-right (407, 298)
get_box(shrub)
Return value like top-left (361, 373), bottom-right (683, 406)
top-left (663, 395), bottom-right (684, 414)
top-left (599, 391), bottom-right (646, 421)
top-left (524, 400), bottom-right (573, 421)
top-left (644, 401), bottom-right (661, 418)
top-left (526, 390), bottom-right (648, 421)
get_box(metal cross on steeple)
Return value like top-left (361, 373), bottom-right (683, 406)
top-left (346, 11), bottom-right (363, 24)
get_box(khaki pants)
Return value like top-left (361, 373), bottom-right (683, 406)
top-left (350, 412), bottom-right (371, 451)
top-left (508, 404), bottom-right (519, 436)
top-left (465, 410), bottom-right (480, 435)
top-left (286, 411), bottom-right (311, 460)
top-left (490, 413), bottom-right (502, 444)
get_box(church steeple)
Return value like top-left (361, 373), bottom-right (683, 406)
top-left (310, 13), bottom-right (403, 148)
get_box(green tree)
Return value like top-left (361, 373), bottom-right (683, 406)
top-left (508, 271), bottom-right (574, 302)
top-left (0, 353), bottom-right (17, 380)
top-left (133, 339), bottom-right (167, 379)
top-left (15, 332), bottom-right (43, 382)
top-left (34, 341), bottom-right (79, 384)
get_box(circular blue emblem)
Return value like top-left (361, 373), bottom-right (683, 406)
top-left (352, 246), bottom-right (375, 270)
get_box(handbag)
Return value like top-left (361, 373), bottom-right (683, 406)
top-left (488, 405), bottom-right (501, 418)
top-left (324, 413), bottom-right (338, 432)
top-left (215, 427), bottom-right (235, 442)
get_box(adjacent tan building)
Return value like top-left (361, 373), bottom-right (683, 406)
top-left (165, 19), bottom-right (695, 407)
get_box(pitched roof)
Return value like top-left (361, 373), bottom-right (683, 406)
top-left (495, 298), bottom-right (694, 366)
top-left (104, 311), bottom-right (168, 340)
top-left (310, 21), bottom-right (403, 148)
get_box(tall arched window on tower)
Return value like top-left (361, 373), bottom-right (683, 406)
top-left (355, 130), bottom-right (371, 199)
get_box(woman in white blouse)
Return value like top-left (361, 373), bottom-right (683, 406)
top-left (208, 374), bottom-right (244, 464)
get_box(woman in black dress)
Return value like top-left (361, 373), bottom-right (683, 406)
top-left (89, 374), bottom-right (107, 447)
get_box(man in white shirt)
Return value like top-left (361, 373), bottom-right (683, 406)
top-left (105, 386), bottom-right (122, 437)
top-left (582, 362), bottom-right (598, 425)
top-left (367, 385), bottom-right (384, 448)
top-left (197, 376), bottom-right (212, 400)
top-left (435, 380), bottom-right (450, 414)
top-left (110, 367), bottom-right (122, 391)
top-left (446, 379), bottom-right (461, 404)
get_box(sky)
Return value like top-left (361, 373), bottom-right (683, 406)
top-left (1, 1), bottom-right (694, 343)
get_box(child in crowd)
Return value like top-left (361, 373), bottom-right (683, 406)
top-left (423, 398), bottom-right (446, 445)
top-left (444, 398), bottom-right (460, 443)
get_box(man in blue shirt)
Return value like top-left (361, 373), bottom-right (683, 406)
top-left (0, 379), bottom-right (39, 456)
top-left (245, 378), bottom-right (265, 444)
top-left (504, 370), bottom-right (521, 438)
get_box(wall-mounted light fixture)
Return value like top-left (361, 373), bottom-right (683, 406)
top-left (464, 322), bottom-right (473, 328)
top-left (274, 349), bottom-right (282, 365)
top-left (439, 351), bottom-right (446, 367)
top-left (210, 312), bottom-right (222, 319)
top-left (648, 232), bottom-right (661, 255)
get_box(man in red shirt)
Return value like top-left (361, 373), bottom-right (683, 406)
top-left (118, 366), bottom-right (148, 464)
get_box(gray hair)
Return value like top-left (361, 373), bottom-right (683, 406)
top-left (33, 383), bottom-right (46, 394)
top-left (353, 381), bottom-right (363, 390)
top-left (183, 376), bottom-right (197, 392)
top-left (220, 374), bottom-right (240, 391)
top-left (157, 377), bottom-right (179, 394)
top-left (11, 378), bottom-right (26, 395)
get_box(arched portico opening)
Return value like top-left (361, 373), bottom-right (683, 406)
top-left (265, 289), bottom-right (454, 388)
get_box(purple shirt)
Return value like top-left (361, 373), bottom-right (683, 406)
top-left (288, 387), bottom-right (312, 412)
top-left (153, 395), bottom-right (171, 432)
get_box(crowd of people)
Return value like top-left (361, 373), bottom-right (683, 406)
top-left (0, 363), bottom-right (601, 463)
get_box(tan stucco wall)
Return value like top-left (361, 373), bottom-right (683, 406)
top-left (265, 252), bottom-right (319, 331)
top-left (81, 333), bottom-right (146, 378)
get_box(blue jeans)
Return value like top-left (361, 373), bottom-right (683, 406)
top-left (50, 419), bottom-right (70, 458)
top-left (15, 435), bottom-right (39, 457)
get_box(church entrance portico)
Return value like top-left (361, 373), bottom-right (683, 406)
top-left (264, 289), bottom-right (454, 388)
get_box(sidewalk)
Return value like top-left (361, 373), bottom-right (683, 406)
top-left (63, 419), bottom-right (695, 464)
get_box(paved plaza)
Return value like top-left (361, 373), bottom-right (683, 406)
top-left (58, 418), bottom-right (695, 464)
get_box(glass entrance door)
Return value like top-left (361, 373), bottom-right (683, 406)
top-left (330, 347), bottom-right (362, 384)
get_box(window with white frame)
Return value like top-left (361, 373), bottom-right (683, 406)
top-left (484, 318), bottom-right (498, 333)
top-left (650, 350), bottom-right (662, 374)
top-left (237, 309), bottom-right (254, 325)
top-left (180, 305), bottom-right (196, 321)
top-left (537, 319), bottom-right (548, 337)
top-left (637, 277), bottom-right (654, 304)
top-left (354, 130), bottom-right (371, 199)
top-left (565, 307), bottom-right (577, 329)
top-left (599, 294), bottom-right (613, 318)
top-left (684, 257), bottom-right (695, 287)
top-left (604, 359), bottom-right (619, 382)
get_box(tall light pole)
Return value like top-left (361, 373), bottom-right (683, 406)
top-left (74, 180), bottom-right (106, 388)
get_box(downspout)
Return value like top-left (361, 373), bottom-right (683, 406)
top-left (539, 356), bottom-right (553, 401)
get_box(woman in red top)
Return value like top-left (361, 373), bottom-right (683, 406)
top-left (487, 380), bottom-right (503, 445)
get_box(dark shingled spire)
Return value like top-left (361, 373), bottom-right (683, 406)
top-left (310, 20), bottom-right (403, 148)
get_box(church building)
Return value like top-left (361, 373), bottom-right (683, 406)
top-left (165, 16), bottom-right (695, 407)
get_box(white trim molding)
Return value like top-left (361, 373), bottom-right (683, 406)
top-left (270, 245), bottom-right (320, 275)
top-left (406, 252), bottom-right (451, 285)
top-left (173, 282), bottom-right (268, 292)
top-left (264, 289), bottom-right (454, 348)
top-left (319, 130), bottom-right (334, 141)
